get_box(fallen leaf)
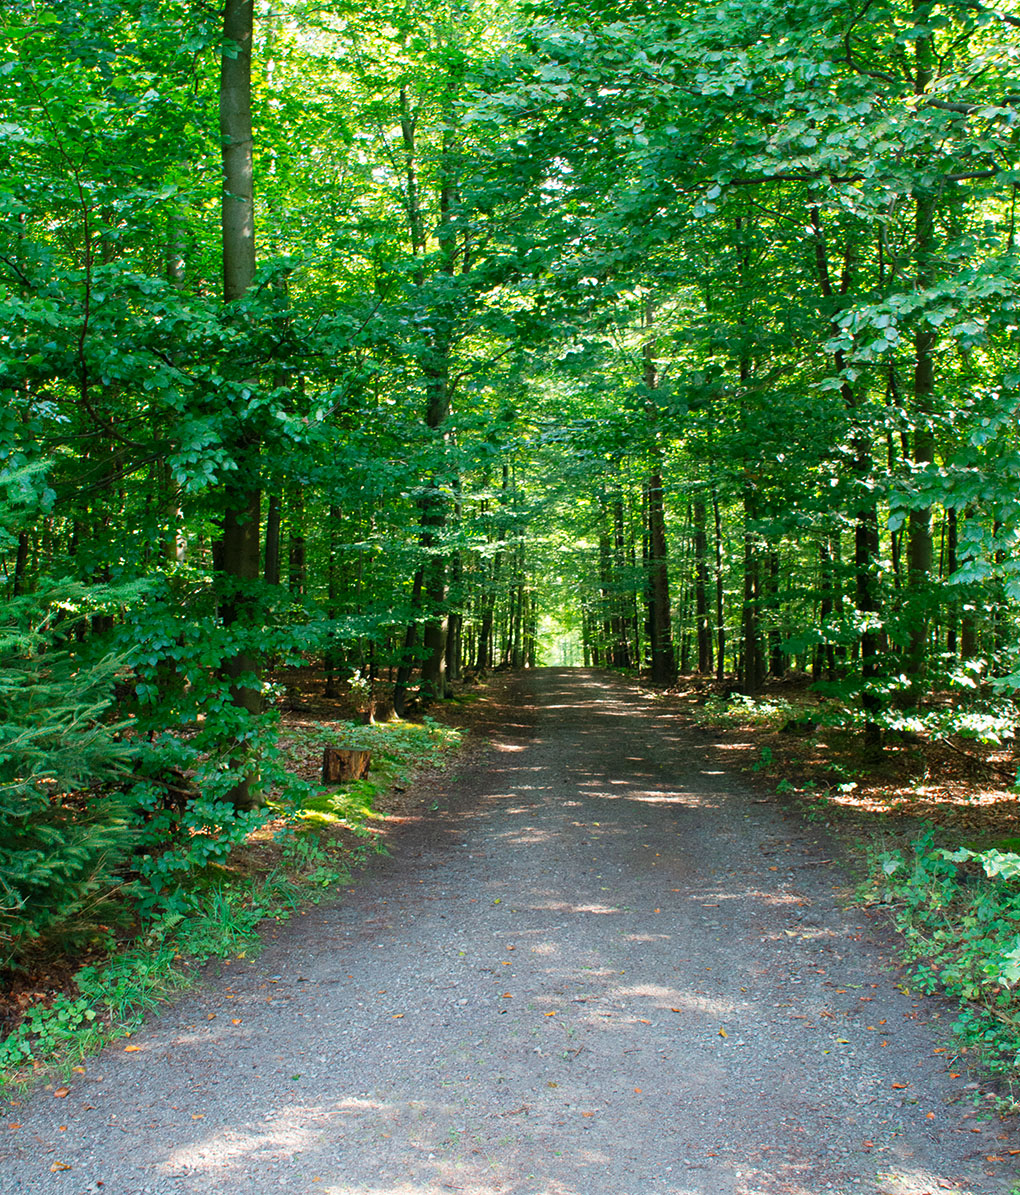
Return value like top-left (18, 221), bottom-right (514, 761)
top-left (670, 1008), bottom-right (681, 1013)
top-left (927, 1112), bottom-right (936, 1119)
top-left (891, 1082), bottom-right (908, 1089)
top-left (206, 1013), bottom-right (216, 1021)
top-left (72, 1067), bottom-right (85, 1074)
top-left (58, 1125), bottom-right (67, 1131)
top-left (582, 1112), bottom-right (594, 1118)
top-left (950, 1072), bottom-right (961, 1078)
top-left (634, 1088), bottom-right (642, 1094)
top-left (544, 1011), bottom-right (556, 1017)
top-left (231, 1019), bottom-right (242, 1025)
top-left (124, 1044), bottom-right (141, 1052)
top-left (638, 1019), bottom-right (651, 1024)
top-left (7, 1123), bottom-right (20, 1130)
top-left (192, 1113), bottom-right (205, 1120)
top-left (502, 993), bottom-right (512, 998)
top-left (718, 1028), bottom-right (727, 1038)
top-left (53, 1088), bottom-right (69, 1099)
top-left (987, 1155), bottom-right (1005, 1161)
top-left (391, 1014), bottom-right (404, 1019)
top-left (50, 1162), bottom-right (72, 1172)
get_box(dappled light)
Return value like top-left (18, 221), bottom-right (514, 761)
top-left (4, 0), bottom-right (1020, 1178)
top-left (3, 673), bottom-right (1006, 1195)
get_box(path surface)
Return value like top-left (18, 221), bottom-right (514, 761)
top-left (2, 669), bottom-right (1016, 1195)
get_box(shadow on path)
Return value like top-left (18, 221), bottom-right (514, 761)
top-left (1, 669), bottom-right (1015, 1195)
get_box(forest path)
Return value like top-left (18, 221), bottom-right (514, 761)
top-left (2, 668), bottom-right (1015, 1195)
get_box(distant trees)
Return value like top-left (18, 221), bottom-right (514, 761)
top-left (1, 0), bottom-right (1019, 963)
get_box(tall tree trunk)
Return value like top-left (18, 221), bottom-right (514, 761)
top-left (693, 498), bottom-right (713, 674)
top-left (324, 504), bottom-right (343, 699)
top-left (713, 490), bottom-right (726, 680)
top-left (813, 534), bottom-right (836, 682)
top-left (766, 550), bottom-right (784, 677)
top-left (811, 205), bottom-right (882, 751)
top-left (946, 506), bottom-right (958, 656)
top-left (392, 567), bottom-right (425, 717)
top-left (740, 487), bottom-right (762, 695)
top-left (598, 520), bottom-right (614, 662)
top-left (287, 486), bottom-right (306, 596)
top-left (400, 84), bottom-right (458, 701)
top-left (960, 508), bottom-right (979, 659)
top-left (217, 0), bottom-right (262, 809)
top-left (263, 492), bottom-right (281, 586)
top-left (641, 319), bottom-right (675, 684)
top-left (904, 23), bottom-right (937, 699)
top-left (612, 492), bottom-right (631, 667)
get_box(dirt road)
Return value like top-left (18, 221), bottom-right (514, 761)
top-left (2, 669), bottom-right (1015, 1194)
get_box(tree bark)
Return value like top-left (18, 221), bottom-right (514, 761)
top-left (642, 322), bottom-right (675, 685)
top-left (712, 490), bottom-right (726, 680)
top-left (263, 492), bottom-right (281, 586)
top-left (693, 499), bottom-right (712, 674)
top-left (811, 205), bottom-right (882, 751)
top-left (217, 0), bottom-right (262, 809)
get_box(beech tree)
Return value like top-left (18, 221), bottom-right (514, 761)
top-left (2, 0), bottom-right (1020, 960)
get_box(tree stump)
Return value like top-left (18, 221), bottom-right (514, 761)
top-left (322, 747), bottom-right (371, 784)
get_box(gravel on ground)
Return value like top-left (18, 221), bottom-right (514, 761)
top-left (2, 668), bottom-right (1016, 1195)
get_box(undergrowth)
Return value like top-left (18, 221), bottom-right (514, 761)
top-left (866, 831), bottom-right (1020, 1103)
top-left (0, 715), bottom-right (460, 1095)
top-left (691, 684), bottom-right (1020, 1097)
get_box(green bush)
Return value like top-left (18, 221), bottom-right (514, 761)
top-left (872, 830), bottom-right (1020, 1083)
top-left (0, 606), bottom-right (138, 969)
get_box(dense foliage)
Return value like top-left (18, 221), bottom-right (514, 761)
top-left (1, 0), bottom-right (1018, 1006)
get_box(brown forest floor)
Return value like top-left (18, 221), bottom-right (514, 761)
top-left (3, 665), bottom-right (1018, 1061)
top-left (667, 672), bottom-right (1020, 852)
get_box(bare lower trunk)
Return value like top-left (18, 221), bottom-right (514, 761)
top-left (217, 0), bottom-right (262, 809)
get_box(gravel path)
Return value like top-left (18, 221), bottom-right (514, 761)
top-left (2, 668), bottom-right (1016, 1195)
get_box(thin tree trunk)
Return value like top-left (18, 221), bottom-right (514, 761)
top-left (693, 499), bottom-right (712, 673)
top-left (324, 504), bottom-right (342, 699)
top-left (263, 492), bottom-right (281, 586)
top-left (713, 490), bottom-right (725, 680)
top-left (811, 205), bottom-right (881, 751)
top-left (392, 567), bottom-right (425, 717)
top-left (288, 486), bottom-right (306, 596)
top-left (641, 318), bottom-right (675, 684)
top-left (740, 487), bottom-right (762, 695)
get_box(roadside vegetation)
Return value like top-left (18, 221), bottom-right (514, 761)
top-left (4, 0), bottom-right (1020, 1110)
top-left (680, 676), bottom-right (1020, 1105)
top-left (0, 674), bottom-right (462, 1095)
